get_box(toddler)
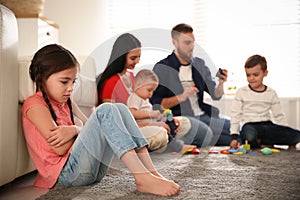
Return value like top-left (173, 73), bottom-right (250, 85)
top-left (127, 69), bottom-right (195, 153)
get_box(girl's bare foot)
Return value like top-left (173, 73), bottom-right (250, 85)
top-left (135, 173), bottom-right (180, 196)
top-left (151, 171), bottom-right (167, 179)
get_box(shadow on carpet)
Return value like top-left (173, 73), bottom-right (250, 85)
top-left (37, 149), bottom-right (300, 200)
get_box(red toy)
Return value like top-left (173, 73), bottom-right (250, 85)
top-left (181, 147), bottom-right (200, 155)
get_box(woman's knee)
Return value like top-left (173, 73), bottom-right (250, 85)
top-left (174, 116), bottom-right (191, 139)
top-left (145, 128), bottom-right (168, 151)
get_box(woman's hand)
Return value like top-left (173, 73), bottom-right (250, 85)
top-left (163, 123), bottom-right (171, 134)
top-left (47, 126), bottom-right (77, 148)
top-left (150, 121), bottom-right (171, 133)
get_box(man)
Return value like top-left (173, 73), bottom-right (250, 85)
top-left (150, 23), bottom-right (231, 146)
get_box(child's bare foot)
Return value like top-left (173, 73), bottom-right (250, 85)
top-left (289, 144), bottom-right (296, 150)
top-left (135, 173), bottom-right (180, 196)
top-left (151, 171), bottom-right (167, 180)
top-left (260, 144), bottom-right (273, 148)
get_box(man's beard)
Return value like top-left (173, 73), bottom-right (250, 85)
top-left (177, 48), bottom-right (193, 63)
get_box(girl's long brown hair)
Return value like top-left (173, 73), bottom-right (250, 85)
top-left (29, 44), bottom-right (79, 125)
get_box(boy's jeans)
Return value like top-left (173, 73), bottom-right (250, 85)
top-left (241, 121), bottom-right (300, 148)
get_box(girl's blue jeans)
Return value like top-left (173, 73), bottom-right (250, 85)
top-left (56, 103), bottom-right (148, 186)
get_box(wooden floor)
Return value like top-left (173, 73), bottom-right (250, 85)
top-left (0, 171), bottom-right (49, 200)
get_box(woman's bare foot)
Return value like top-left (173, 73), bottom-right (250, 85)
top-left (135, 173), bottom-right (180, 196)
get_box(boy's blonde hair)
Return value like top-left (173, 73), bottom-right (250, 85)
top-left (134, 69), bottom-right (158, 91)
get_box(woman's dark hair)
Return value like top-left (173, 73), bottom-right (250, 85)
top-left (96, 33), bottom-right (141, 105)
top-left (29, 44), bottom-right (79, 125)
top-left (244, 54), bottom-right (267, 72)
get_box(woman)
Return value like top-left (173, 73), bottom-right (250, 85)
top-left (97, 33), bottom-right (213, 150)
top-left (97, 33), bottom-right (140, 105)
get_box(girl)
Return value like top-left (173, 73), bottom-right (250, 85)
top-left (22, 44), bottom-right (180, 196)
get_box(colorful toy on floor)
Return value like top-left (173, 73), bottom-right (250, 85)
top-left (191, 148), bottom-right (200, 154)
top-left (220, 142), bottom-right (251, 155)
top-left (259, 147), bottom-right (280, 155)
top-left (261, 147), bottom-right (273, 155)
top-left (270, 148), bottom-right (281, 153)
top-left (208, 150), bottom-right (219, 154)
top-left (163, 109), bottom-right (177, 137)
top-left (181, 147), bottom-right (200, 155)
top-left (220, 145), bottom-right (281, 155)
top-left (243, 140), bottom-right (251, 151)
top-left (220, 148), bottom-right (231, 154)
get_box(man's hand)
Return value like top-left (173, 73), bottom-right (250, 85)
top-left (217, 68), bottom-right (228, 83)
top-left (179, 84), bottom-right (199, 102)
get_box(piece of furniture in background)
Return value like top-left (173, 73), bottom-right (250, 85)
top-left (1, 0), bottom-right (57, 58)
top-left (0, 0), bottom-right (45, 18)
top-left (0, 4), bottom-right (35, 187)
top-left (17, 17), bottom-right (59, 57)
top-left (0, 4), bottom-right (97, 187)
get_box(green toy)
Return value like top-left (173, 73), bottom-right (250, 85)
top-left (261, 147), bottom-right (272, 155)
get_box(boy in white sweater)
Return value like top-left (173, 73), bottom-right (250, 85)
top-left (230, 54), bottom-right (300, 149)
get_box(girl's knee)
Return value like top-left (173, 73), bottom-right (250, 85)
top-left (96, 103), bottom-right (115, 113)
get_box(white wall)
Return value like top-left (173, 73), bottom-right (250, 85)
top-left (42, 0), bottom-right (108, 57)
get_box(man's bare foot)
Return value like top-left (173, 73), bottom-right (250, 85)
top-left (180, 145), bottom-right (197, 154)
top-left (135, 173), bottom-right (180, 196)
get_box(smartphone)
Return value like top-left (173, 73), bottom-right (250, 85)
top-left (216, 68), bottom-right (225, 79)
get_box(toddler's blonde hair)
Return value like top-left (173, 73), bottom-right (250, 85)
top-left (134, 69), bottom-right (158, 91)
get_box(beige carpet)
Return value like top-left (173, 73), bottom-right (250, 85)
top-left (37, 148), bottom-right (300, 200)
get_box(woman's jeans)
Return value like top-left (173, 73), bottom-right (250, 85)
top-left (56, 103), bottom-right (148, 186)
top-left (240, 121), bottom-right (300, 148)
